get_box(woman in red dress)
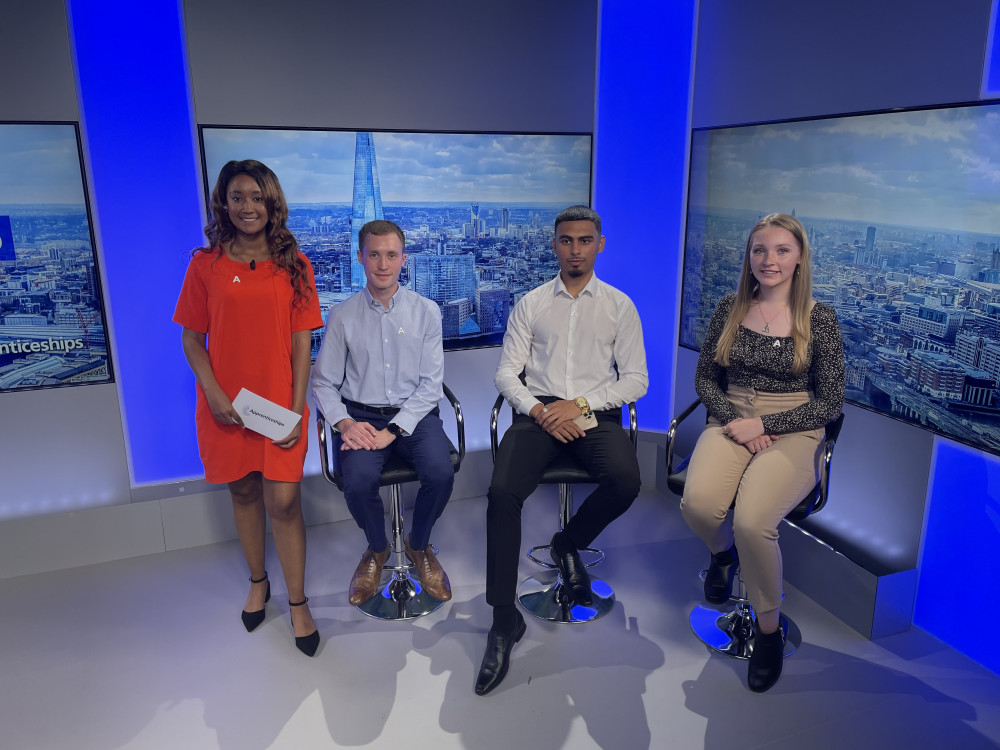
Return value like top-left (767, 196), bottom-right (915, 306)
top-left (174, 160), bottom-right (323, 656)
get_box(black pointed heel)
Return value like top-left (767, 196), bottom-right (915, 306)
top-left (289, 597), bottom-right (320, 657)
top-left (241, 573), bottom-right (270, 632)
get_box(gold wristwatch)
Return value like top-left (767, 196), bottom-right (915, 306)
top-left (575, 396), bottom-right (591, 415)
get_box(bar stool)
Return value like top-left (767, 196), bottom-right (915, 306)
top-left (316, 384), bottom-right (465, 621)
top-left (664, 399), bottom-right (844, 659)
top-left (489, 394), bottom-right (638, 624)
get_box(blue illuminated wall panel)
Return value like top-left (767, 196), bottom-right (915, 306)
top-left (984, 0), bottom-right (1000, 96)
top-left (69, 0), bottom-right (206, 483)
top-left (0, 216), bottom-right (14, 261)
top-left (594, 0), bottom-right (697, 430)
top-left (915, 441), bottom-right (1000, 675)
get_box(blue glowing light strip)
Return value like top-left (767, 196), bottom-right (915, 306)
top-left (68, 0), bottom-right (206, 484)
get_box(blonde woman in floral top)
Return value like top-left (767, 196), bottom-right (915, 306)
top-left (681, 213), bottom-right (845, 693)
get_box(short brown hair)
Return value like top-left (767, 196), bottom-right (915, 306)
top-left (358, 219), bottom-right (405, 252)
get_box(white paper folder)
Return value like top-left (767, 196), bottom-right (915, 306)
top-left (232, 388), bottom-right (302, 441)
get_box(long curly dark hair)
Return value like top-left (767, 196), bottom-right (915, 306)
top-left (199, 159), bottom-right (311, 306)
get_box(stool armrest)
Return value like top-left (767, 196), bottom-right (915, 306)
top-left (490, 392), bottom-right (505, 461)
top-left (665, 398), bottom-right (702, 475)
top-left (812, 412), bottom-right (844, 516)
top-left (442, 383), bottom-right (466, 468)
top-left (315, 409), bottom-right (337, 486)
top-left (627, 402), bottom-right (638, 449)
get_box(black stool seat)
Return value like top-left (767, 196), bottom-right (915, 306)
top-left (535, 453), bottom-right (596, 485)
top-left (341, 448), bottom-right (462, 489)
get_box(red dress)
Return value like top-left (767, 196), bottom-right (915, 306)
top-left (173, 250), bottom-right (323, 483)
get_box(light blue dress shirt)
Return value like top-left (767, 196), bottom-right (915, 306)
top-left (311, 286), bottom-right (444, 435)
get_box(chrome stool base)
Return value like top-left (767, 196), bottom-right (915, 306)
top-left (355, 479), bottom-right (446, 621)
top-left (690, 567), bottom-right (801, 658)
top-left (689, 604), bottom-right (801, 659)
top-left (357, 567), bottom-right (445, 621)
top-left (517, 570), bottom-right (615, 623)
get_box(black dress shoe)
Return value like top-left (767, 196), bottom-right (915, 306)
top-left (549, 536), bottom-right (593, 607)
top-left (704, 546), bottom-right (739, 604)
top-left (748, 625), bottom-right (784, 693)
top-left (474, 610), bottom-right (526, 696)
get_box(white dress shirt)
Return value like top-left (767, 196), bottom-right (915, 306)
top-left (494, 273), bottom-right (647, 416)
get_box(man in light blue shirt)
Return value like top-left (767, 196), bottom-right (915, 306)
top-left (311, 220), bottom-right (454, 605)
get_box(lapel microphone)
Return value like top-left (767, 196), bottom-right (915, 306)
top-left (250, 260), bottom-right (256, 270)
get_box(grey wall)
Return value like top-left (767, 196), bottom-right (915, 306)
top-left (692, 0), bottom-right (991, 129)
top-left (0, 0), bottom-right (78, 121)
top-left (184, 0), bottom-right (597, 133)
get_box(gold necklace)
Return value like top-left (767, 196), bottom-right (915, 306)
top-left (755, 301), bottom-right (787, 334)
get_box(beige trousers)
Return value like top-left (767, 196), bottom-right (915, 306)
top-left (680, 386), bottom-right (823, 613)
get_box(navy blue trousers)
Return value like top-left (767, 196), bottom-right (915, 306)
top-left (339, 405), bottom-right (454, 552)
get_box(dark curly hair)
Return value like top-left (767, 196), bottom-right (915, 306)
top-left (199, 159), bottom-right (311, 306)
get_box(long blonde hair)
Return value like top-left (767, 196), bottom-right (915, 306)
top-left (714, 213), bottom-right (813, 374)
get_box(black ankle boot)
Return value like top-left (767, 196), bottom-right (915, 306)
top-left (704, 546), bottom-right (739, 604)
top-left (748, 625), bottom-right (784, 693)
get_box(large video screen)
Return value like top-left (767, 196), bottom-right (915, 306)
top-left (200, 127), bottom-right (593, 352)
top-left (682, 101), bottom-right (1000, 455)
top-left (0, 122), bottom-right (111, 392)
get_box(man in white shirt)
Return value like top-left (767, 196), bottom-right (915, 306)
top-left (311, 220), bottom-right (454, 606)
top-left (475, 205), bottom-right (648, 695)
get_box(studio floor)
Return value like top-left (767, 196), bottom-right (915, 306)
top-left (2, 488), bottom-right (999, 750)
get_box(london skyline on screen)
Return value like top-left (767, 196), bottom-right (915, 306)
top-left (201, 127), bottom-right (593, 351)
top-left (683, 101), bottom-right (1000, 455)
top-left (0, 123), bottom-right (112, 393)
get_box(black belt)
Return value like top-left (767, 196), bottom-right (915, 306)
top-left (343, 398), bottom-right (400, 417)
top-left (591, 408), bottom-right (623, 422)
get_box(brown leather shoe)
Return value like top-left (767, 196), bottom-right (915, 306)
top-left (348, 546), bottom-right (389, 605)
top-left (404, 536), bottom-right (452, 601)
